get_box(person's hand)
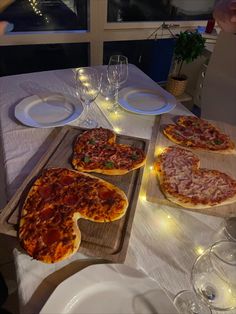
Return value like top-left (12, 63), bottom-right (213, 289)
top-left (0, 21), bottom-right (8, 35)
top-left (0, 21), bottom-right (14, 35)
top-left (213, 0), bottom-right (236, 33)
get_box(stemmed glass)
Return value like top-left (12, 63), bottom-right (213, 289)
top-left (75, 67), bottom-right (101, 128)
top-left (174, 240), bottom-right (236, 313)
top-left (107, 55), bottom-right (128, 112)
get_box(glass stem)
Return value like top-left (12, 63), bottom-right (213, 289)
top-left (112, 85), bottom-right (119, 111)
top-left (115, 86), bottom-right (119, 104)
top-left (83, 101), bottom-right (90, 122)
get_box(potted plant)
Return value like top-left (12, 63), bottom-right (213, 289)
top-left (166, 30), bottom-right (206, 97)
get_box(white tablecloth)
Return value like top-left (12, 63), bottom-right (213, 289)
top-left (0, 65), bottom-right (228, 314)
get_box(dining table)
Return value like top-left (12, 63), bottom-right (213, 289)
top-left (0, 64), bottom-right (232, 314)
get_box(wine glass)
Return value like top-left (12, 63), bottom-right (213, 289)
top-left (75, 67), bottom-right (101, 128)
top-left (100, 74), bottom-right (116, 103)
top-left (107, 55), bottom-right (128, 112)
top-left (174, 240), bottom-right (236, 313)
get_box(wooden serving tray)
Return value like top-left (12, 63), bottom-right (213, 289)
top-left (0, 126), bottom-right (149, 262)
top-left (146, 113), bottom-right (236, 218)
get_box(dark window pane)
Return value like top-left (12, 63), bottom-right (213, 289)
top-left (104, 39), bottom-right (175, 83)
top-left (0, 0), bottom-right (87, 31)
top-left (0, 43), bottom-right (89, 76)
top-left (108, 0), bottom-right (214, 22)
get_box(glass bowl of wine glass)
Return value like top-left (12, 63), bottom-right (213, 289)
top-left (174, 240), bottom-right (236, 314)
top-left (75, 67), bottom-right (101, 128)
top-left (107, 55), bottom-right (128, 112)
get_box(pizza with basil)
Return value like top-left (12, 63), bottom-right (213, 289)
top-left (163, 116), bottom-right (235, 153)
top-left (19, 167), bottom-right (128, 263)
top-left (155, 146), bottom-right (236, 209)
top-left (72, 128), bottom-right (146, 175)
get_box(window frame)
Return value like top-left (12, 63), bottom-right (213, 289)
top-left (0, 0), bottom-right (216, 66)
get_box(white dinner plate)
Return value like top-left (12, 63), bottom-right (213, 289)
top-left (118, 87), bottom-right (176, 115)
top-left (40, 264), bottom-right (178, 314)
top-left (15, 94), bottom-right (83, 128)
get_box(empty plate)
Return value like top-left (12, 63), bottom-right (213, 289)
top-left (40, 264), bottom-right (178, 314)
top-left (15, 94), bottom-right (83, 128)
top-left (118, 87), bottom-right (176, 115)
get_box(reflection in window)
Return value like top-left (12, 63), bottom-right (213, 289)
top-left (104, 39), bottom-right (175, 83)
top-left (108, 0), bottom-right (214, 22)
top-left (0, 42), bottom-right (89, 76)
top-left (0, 0), bottom-right (87, 32)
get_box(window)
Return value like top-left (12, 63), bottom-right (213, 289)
top-left (108, 0), bottom-right (214, 23)
top-left (0, 0), bottom-right (87, 32)
top-left (104, 38), bottom-right (175, 83)
top-left (0, 1), bottom-right (215, 75)
top-left (0, 42), bottom-right (89, 76)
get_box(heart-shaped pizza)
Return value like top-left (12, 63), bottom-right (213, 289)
top-left (72, 128), bottom-right (146, 175)
top-left (19, 168), bottom-right (128, 263)
top-left (155, 146), bottom-right (236, 209)
top-left (163, 116), bottom-right (235, 154)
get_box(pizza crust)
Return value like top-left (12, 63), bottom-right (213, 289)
top-left (72, 158), bottom-right (146, 175)
top-left (163, 188), bottom-right (236, 209)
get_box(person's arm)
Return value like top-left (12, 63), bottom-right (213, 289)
top-left (213, 0), bottom-right (236, 32)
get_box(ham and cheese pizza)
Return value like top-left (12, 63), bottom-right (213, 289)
top-left (155, 146), bottom-right (236, 209)
top-left (163, 116), bottom-right (235, 154)
top-left (72, 128), bottom-right (146, 175)
top-left (19, 168), bottom-right (128, 263)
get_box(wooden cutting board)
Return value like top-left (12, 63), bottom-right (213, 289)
top-left (146, 113), bottom-right (236, 218)
top-left (0, 126), bottom-right (149, 262)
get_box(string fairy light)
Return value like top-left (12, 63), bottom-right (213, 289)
top-left (195, 246), bottom-right (205, 256)
top-left (113, 127), bottom-right (121, 133)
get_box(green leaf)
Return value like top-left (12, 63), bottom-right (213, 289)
top-left (84, 156), bottom-right (91, 163)
top-left (131, 153), bottom-right (138, 160)
top-left (214, 139), bottom-right (223, 145)
top-left (104, 161), bottom-right (114, 168)
top-left (88, 138), bottom-right (95, 145)
top-left (173, 31), bottom-right (206, 77)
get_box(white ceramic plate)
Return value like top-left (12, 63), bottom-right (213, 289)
top-left (118, 87), bottom-right (176, 115)
top-left (15, 94), bottom-right (83, 128)
top-left (40, 264), bottom-right (178, 314)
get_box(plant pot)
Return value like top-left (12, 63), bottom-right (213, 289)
top-left (166, 75), bottom-right (188, 97)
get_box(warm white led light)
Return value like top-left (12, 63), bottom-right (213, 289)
top-left (113, 127), bottom-right (121, 133)
top-left (195, 246), bottom-right (205, 255)
top-left (140, 194), bottom-right (146, 202)
top-left (155, 146), bottom-right (165, 156)
top-left (83, 82), bottom-right (90, 87)
top-left (79, 75), bottom-right (88, 82)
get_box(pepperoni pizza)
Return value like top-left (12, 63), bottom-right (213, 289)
top-left (19, 168), bottom-right (128, 263)
top-left (72, 128), bottom-right (146, 175)
top-left (163, 116), bottom-right (235, 153)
